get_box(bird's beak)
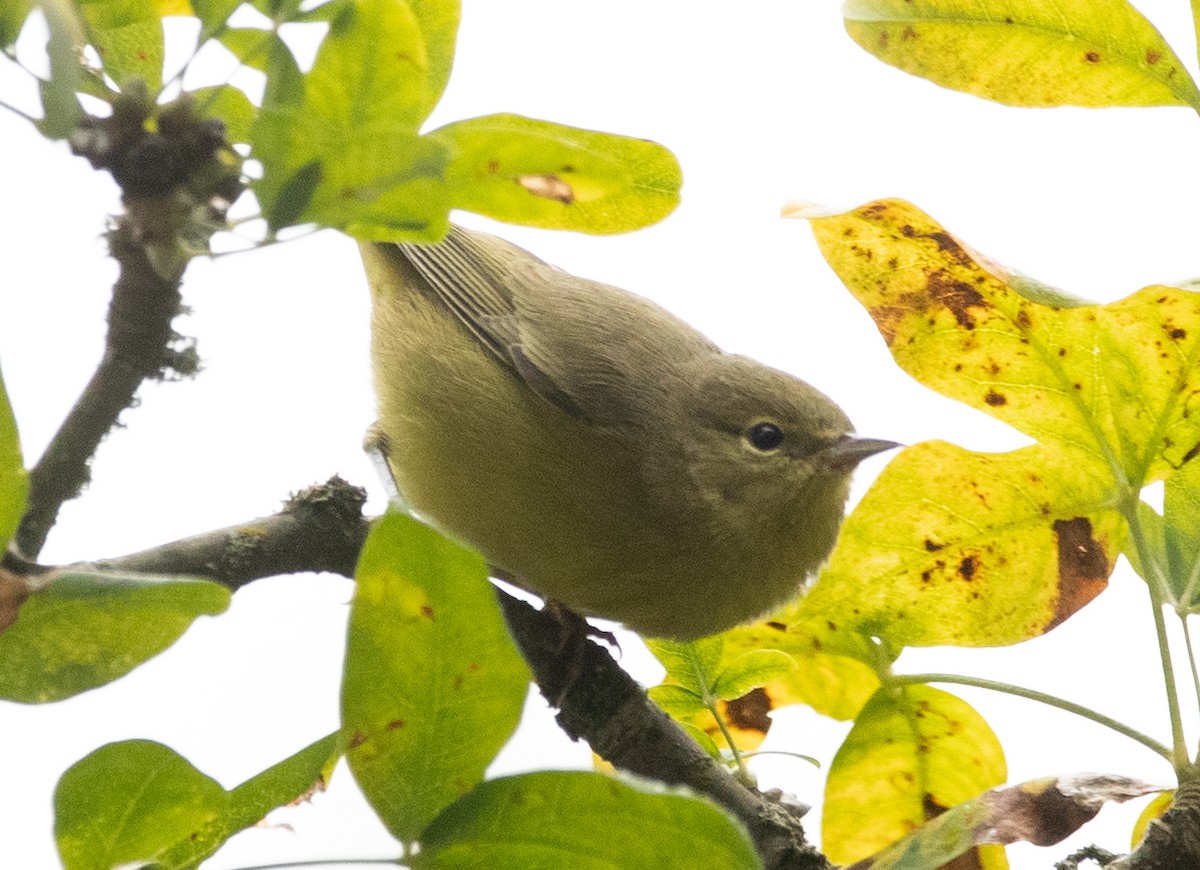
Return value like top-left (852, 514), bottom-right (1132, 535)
top-left (822, 435), bottom-right (901, 471)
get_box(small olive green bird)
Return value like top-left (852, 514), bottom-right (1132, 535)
top-left (361, 226), bottom-right (895, 640)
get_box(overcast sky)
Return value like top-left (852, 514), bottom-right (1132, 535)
top-left (3, 1), bottom-right (1200, 866)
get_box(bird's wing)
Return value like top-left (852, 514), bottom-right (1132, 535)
top-left (396, 225), bottom-right (585, 416)
top-left (395, 225), bottom-right (716, 427)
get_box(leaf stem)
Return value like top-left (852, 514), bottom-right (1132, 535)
top-left (0, 97), bottom-right (38, 124)
top-left (1124, 498), bottom-right (1190, 773)
top-left (701, 684), bottom-right (748, 778)
top-left (891, 673), bottom-right (1172, 763)
top-left (226, 861), bottom-right (399, 870)
top-left (1183, 615), bottom-right (1200, 765)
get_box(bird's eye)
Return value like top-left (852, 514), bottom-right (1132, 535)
top-left (747, 422), bottom-right (784, 452)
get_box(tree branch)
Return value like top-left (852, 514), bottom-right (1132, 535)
top-left (90, 477), bottom-right (370, 586)
top-left (14, 219), bottom-right (195, 560)
top-left (78, 478), bottom-right (828, 869)
top-left (497, 593), bottom-right (830, 870)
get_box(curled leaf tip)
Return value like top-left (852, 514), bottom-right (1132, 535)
top-left (780, 199), bottom-right (837, 219)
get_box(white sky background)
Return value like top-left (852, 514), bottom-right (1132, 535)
top-left (3, 0), bottom-right (1200, 866)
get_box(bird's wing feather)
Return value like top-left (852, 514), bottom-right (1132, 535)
top-left (396, 226), bottom-right (585, 416)
top-left (396, 225), bottom-right (716, 427)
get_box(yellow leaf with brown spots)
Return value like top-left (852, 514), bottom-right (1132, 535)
top-left (801, 441), bottom-right (1120, 646)
top-left (788, 198), bottom-right (1200, 645)
top-left (823, 684), bottom-right (1006, 865)
top-left (806, 199), bottom-right (1200, 485)
top-left (843, 0), bottom-right (1200, 109)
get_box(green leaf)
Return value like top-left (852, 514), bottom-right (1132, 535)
top-left (78, 0), bottom-right (165, 92)
top-left (55, 740), bottom-right (228, 870)
top-left (843, 0), bottom-right (1200, 109)
top-left (187, 84), bottom-right (257, 144)
top-left (156, 732), bottom-right (343, 867)
top-left (407, 0), bottom-right (459, 119)
top-left (430, 113), bottom-right (682, 233)
top-left (1158, 454), bottom-right (1200, 609)
top-left (1, 0), bottom-right (32, 48)
top-left (710, 650), bottom-right (796, 701)
top-left (0, 365), bottom-right (27, 547)
top-left (191, 0), bottom-right (241, 39)
top-left (0, 571), bottom-right (230, 702)
top-left (647, 683), bottom-right (708, 718)
top-left (250, 0), bottom-right (452, 238)
top-left (822, 685), bottom-right (1006, 865)
top-left (720, 612), bottom-right (884, 720)
top-left (217, 26), bottom-right (279, 71)
top-left (342, 513), bottom-right (529, 844)
top-left (56, 735), bottom-right (341, 870)
top-left (647, 636), bottom-right (724, 697)
top-left (411, 771), bottom-right (762, 870)
top-left (647, 636), bottom-right (795, 754)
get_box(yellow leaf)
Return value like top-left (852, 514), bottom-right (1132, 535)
top-left (803, 199), bottom-right (1200, 486)
top-left (843, 0), bottom-right (1200, 108)
top-left (801, 441), bottom-right (1121, 646)
top-left (1131, 790), bottom-right (1173, 847)
top-left (150, 0), bottom-right (192, 16)
top-left (823, 685), bottom-right (1006, 865)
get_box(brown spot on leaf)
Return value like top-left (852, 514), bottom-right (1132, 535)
top-left (1049, 518), bottom-right (1109, 630)
top-left (0, 568), bottom-right (31, 632)
top-left (386, 719), bottom-right (406, 731)
top-left (1085, 51), bottom-right (1101, 63)
top-left (984, 390), bottom-right (1007, 407)
top-left (1169, 326), bottom-right (1187, 340)
top-left (958, 556), bottom-right (977, 581)
top-left (924, 538), bottom-right (945, 552)
top-left (1147, 49), bottom-right (1161, 65)
top-left (517, 174), bottom-right (575, 204)
top-left (421, 604), bottom-right (435, 619)
top-left (723, 688), bottom-right (772, 735)
top-left (1183, 441), bottom-right (1200, 465)
top-left (902, 26), bottom-right (918, 40)
top-left (926, 231), bottom-right (974, 266)
top-left (926, 270), bottom-right (988, 330)
top-left (765, 620), bottom-right (787, 632)
top-left (870, 304), bottom-right (905, 345)
top-left (879, 30), bottom-right (890, 49)
top-left (486, 160), bottom-right (500, 174)
top-left (349, 731), bottom-right (368, 749)
top-left (1016, 308), bottom-right (1032, 330)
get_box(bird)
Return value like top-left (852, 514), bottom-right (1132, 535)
top-left (361, 225), bottom-right (896, 640)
